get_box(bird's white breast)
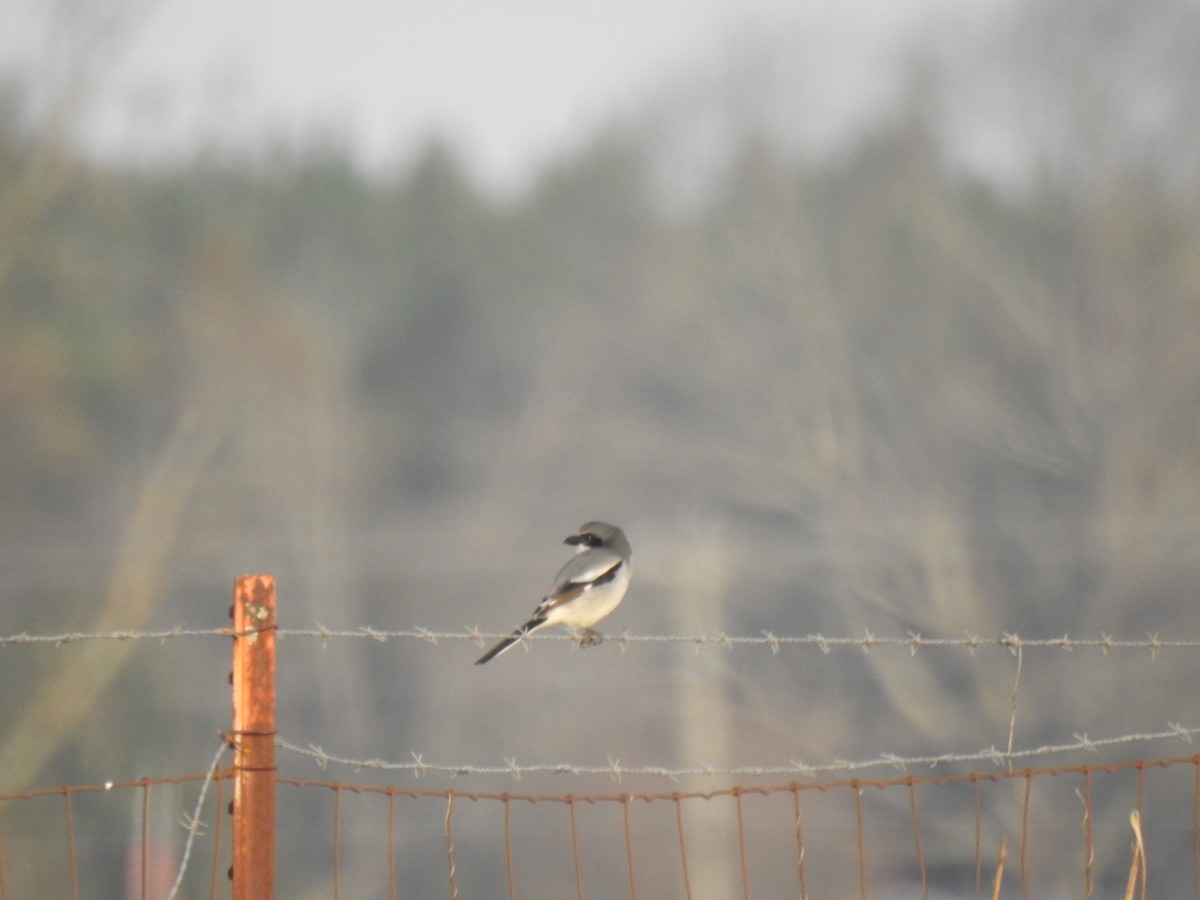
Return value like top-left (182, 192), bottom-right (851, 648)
top-left (544, 562), bottom-right (631, 630)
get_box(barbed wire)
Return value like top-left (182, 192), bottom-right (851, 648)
top-left (165, 741), bottom-right (227, 900)
top-left (0, 627), bottom-right (232, 646)
top-left (281, 627), bottom-right (1199, 657)
top-left (2, 624), bottom-right (1197, 656)
top-left (276, 722), bottom-right (1200, 781)
top-left (276, 754), bottom-right (1200, 807)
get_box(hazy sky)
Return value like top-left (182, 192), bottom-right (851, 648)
top-left (3, 0), bottom-right (960, 190)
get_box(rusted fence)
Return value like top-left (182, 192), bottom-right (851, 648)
top-left (1, 576), bottom-right (1197, 898)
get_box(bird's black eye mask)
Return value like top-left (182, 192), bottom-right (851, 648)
top-left (567, 533), bottom-right (603, 548)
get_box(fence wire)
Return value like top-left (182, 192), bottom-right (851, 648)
top-left (4, 620), bottom-right (1200, 897)
top-left (3, 755), bottom-right (1193, 899)
top-left (2, 624), bottom-right (1196, 655)
top-left (276, 723), bottom-right (1200, 781)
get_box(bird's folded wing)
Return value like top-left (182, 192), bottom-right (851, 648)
top-left (537, 550), bottom-right (624, 612)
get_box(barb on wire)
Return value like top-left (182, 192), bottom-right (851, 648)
top-left (276, 723), bottom-right (1200, 782)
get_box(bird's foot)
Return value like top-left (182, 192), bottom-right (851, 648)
top-left (575, 628), bottom-right (604, 648)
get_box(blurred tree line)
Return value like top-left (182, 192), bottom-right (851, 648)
top-left (3, 0), bottom-right (1197, 612)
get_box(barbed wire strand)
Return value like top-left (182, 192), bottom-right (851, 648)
top-left (0, 627), bottom-right (232, 645)
top-left (165, 741), bottom-right (227, 900)
top-left (275, 755), bottom-right (1200, 808)
top-left (2, 625), bottom-right (1197, 656)
top-left (276, 723), bottom-right (1200, 781)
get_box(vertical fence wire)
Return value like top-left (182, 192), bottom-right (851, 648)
top-left (444, 791), bottom-right (457, 900)
top-left (331, 785), bottom-right (342, 900)
top-left (674, 794), bottom-right (693, 900)
top-left (909, 779), bottom-right (928, 900)
top-left (1020, 773), bottom-right (1034, 900)
top-left (63, 788), bottom-right (79, 900)
top-left (1136, 763), bottom-right (1147, 828)
top-left (853, 783), bottom-right (867, 900)
top-left (621, 794), bottom-right (639, 899)
top-left (140, 779), bottom-right (150, 900)
top-left (567, 796), bottom-right (585, 900)
top-left (972, 776), bottom-right (983, 900)
top-left (791, 785), bottom-right (808, 900)
top-left (733, 789), bottom-right (750, 900)
top-left (388, 790), bottom-right (397, 900)
top-left (0, 812), bottom-right (6, 900)
top-left (1194, 760), bottom-right (1200, 900)
top-left (1082, 768), bottom-right (1094, 900)
top-left (503, 795), bottom-right (516, 900)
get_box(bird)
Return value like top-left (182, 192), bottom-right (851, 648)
top-left (475, 521), bottom-right (632, 665)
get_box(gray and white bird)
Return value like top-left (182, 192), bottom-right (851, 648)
top-left (475, 521), bottom-right (632, 665)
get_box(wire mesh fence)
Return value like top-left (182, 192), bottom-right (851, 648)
top-left (2, 756), bottom-right (1192, 898)
top-left (1, 576), bottom-right (1197, 898)
top-left (274, 759), bottom-right (1190, 899)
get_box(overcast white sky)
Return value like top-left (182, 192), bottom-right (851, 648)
top-left (2, 0), bottom-right (964, 191)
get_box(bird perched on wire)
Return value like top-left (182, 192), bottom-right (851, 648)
top-left (475, 521), bottom-right (632, 665)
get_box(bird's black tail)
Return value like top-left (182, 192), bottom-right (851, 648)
top-left (475, 617), bottom-right (544, 665)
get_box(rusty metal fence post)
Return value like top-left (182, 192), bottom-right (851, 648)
top-left (230, 575), bottom-right (277, 899)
